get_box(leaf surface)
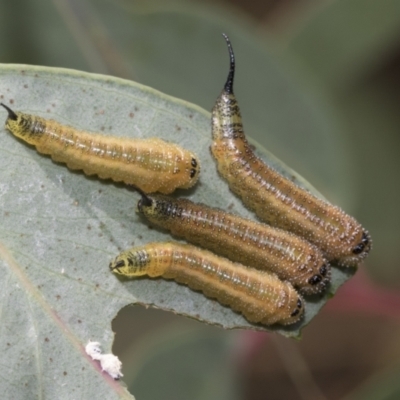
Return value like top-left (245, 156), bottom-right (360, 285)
top-left (0, 64), bottom-right (352, 395)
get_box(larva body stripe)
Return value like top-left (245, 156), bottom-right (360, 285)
top-left (1, 104), bottom-right (200, 194)
top-left (110, 242), bottom-right (304, 326)
top-left (210, 35), bottom-right (371, 267)
top-left (136, 191), bottom-right (330, 295)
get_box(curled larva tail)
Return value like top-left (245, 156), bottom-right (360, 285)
top-left (135, 190), bottom-right (331, 295)
top-left (110, 241), bottom-right (305, 326)
top-left (1, 104), bottom-right (200, 194)
top-left (210, 36), bottom-right (371, 267)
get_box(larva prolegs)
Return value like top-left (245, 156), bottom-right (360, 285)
top-left (2, 104), bottom-right (200, 194)
top-left (110, 242), bottom-right (304, 326)
top-left (211, 36), bottom-right (372, 267)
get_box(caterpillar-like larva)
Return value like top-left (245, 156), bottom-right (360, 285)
top-left (110, 241), bottom-right (304, 326)
top-left (210, 34), bottom-right (371, 267)
top-left (135, 189), bottom-right (330, 295)
top-left (1, 104), bottom-right (200, 194)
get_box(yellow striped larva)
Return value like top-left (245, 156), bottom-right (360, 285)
top-left (110, 241), bottom-right (304, 326)
top-left (135, 189), bottom-right (330, 295)
top-left (210, 34), bottom-right (371, 267)
top-left (1, 104), bottom-right (200, 194)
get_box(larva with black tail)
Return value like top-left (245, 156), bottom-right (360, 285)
top-left (134, 189), bottom-right (330, 295)
top-left (1, 104), bottom-right (200, 194)
top-left (210, 34), bottom-right (371, 267)
top-left (110, 241), bottom-right (304, 326)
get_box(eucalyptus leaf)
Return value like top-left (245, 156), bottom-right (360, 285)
top-left (0, 64), bottom-right (353, 396)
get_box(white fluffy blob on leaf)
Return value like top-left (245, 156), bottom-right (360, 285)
top-left (85, 341), bottom-right (123, 379)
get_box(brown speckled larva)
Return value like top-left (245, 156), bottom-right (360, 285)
top-left (135, 189), bottom-right (330, 295)
top-left (211, 34), bottom-right (371, 267)
top-left (1, 104), bottom-right (200, 194)
top-left (109, 241), bottom-right (304, 326)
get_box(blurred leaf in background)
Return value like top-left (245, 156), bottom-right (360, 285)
top-left (1, 0), bottom-right (400, 399)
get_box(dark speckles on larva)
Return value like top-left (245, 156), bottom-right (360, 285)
top-left (110, 241), bottom-right (305, 326)
top-left (135, 190), bottom-right (330, 295)
top-left (210, 34), bottom-right (371, 267)
top-left (1, 103), bottom-right (200, 194)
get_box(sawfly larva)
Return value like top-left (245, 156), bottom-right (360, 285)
top-left (110, 241), bottom-right (304, 326)
top-left (135, 189), bottom-right (330, 295)
top-left (210, 34), bottom-right (371, 267)
top-left (1, 104), bottom-right (200, 194)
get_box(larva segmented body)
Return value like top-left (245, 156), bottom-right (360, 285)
top-left (211, 35), bottom-right (371, 267)
top-left (110, 241), bottom-right (304, 326)
top-left (1, 104), bottom-right (200, 194)
top-left (135, 190), bottom-right (330, 295)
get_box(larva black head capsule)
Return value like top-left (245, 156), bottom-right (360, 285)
top-left (2, 103), bottom-right (25, 137)
top-left (129, 185), bottom-right (154, 210)
top-left (1, 103), bottom-right (45, 143)
top-left (110, 248), bottom-right (153, 277)
top-left (128, 185), bottom-right (171, 222)
top-left (109, 259), bottom-right (126, 273)
top-left (136, 192), bottom-right (181, 221)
